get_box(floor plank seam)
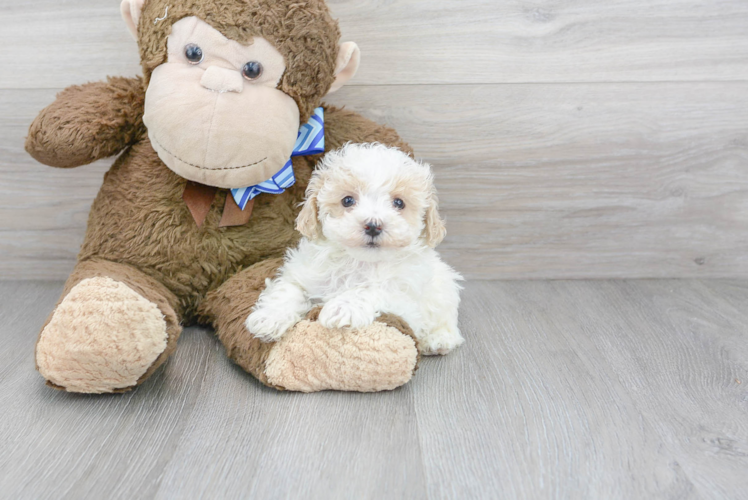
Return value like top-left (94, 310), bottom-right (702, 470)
top-left (408, 384), bottom-right (431, 499)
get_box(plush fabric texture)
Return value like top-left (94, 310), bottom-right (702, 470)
top-left (198, 261), bottom-right (420, 391)
top-left (26, 76), bottom-right (146, 168)
top-left (145, 61), bottom-right (300, 187)
top-left (62, 101), bottom-right (410, 319)
top-left (35, 258), bottom-right (183, 393)
top-left (264, 310), bottom-right (420, 392)
top-left (197, 258), bottom-right (286, 388)
top-left (138, 0), bottom-right (340, 123)
top-left (168, 16), bottom-right (287, 89)
top-left (26, 0), bottom-right (419, 394)
top-left (143, 16), bottom-right (301, 188)
top-left (36, 277), bottom-right (168, 393)
top-left (328, 41), bottom-right (360, 94)
top-left (27, 81), bottom-right (414, 392)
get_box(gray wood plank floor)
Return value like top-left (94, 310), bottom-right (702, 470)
top-left (1, 280), bottom-right (746, 499)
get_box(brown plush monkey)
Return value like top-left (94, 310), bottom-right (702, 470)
top-left (24, 0), bottom-right (420, 394)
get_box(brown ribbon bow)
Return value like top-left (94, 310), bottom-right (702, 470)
top-left (183, 181), bottom-right (255, 228)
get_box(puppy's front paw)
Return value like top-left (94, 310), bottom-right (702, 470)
top-left (318, 297), bottom-right (376, 330)
top-left (246, 308), bottom-right (300, 343)
top-left (420, 328), bottom-right (465, 356)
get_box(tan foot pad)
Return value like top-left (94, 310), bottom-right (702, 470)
top-left (264, 319), bottom-right (419, 393)
top-left (36, 277), bottom-right (168, 393)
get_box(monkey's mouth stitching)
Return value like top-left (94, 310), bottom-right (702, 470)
top-left (153, 137), bottom-right (268, 171)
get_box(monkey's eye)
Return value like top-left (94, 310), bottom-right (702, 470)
top-left (342, 196), bottom-right (356, 208)
top-left (184, 44), bottom-right (204, 64)
top-left (393, 198), bottom-right (406, 210)
top-left (242, 61), bottom-right (263, 81)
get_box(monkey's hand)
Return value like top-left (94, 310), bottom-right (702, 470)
top-left (25, 76), bottom-right (146, 168)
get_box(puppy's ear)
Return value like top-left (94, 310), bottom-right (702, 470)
top-left (422, 188), bottom-right (447, 247)
top-left (296, 173), bottom-right (323, 240)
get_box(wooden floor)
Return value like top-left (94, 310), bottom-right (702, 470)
top-left (1, 279), bottom-right (746, 499)
top-left (3, 3), bottom-right (746, 498)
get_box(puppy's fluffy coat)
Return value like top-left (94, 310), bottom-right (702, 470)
top-left (246, 143), bottom-right (464, 355)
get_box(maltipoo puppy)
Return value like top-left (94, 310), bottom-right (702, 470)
top-left (246, 143), bottom-right (464, 355)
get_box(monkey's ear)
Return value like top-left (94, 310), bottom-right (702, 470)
top-left (327, 42), bottom-right (361, 94)
top-left (121, 0), bottom-right (146, 40)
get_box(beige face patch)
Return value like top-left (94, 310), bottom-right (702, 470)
top-left (143, 17), bottom-right (300, 188)
top-left (317, 170), bottom-right (366, 219)
top-left (389, 176), bottom-right (428, 229)
top-left (318, 171), bottom-right (430, 250)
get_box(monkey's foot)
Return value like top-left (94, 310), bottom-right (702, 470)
top-left (36, 277), bottom-right (169, 393)
top-left (263, 311), bottom-right (420, 393)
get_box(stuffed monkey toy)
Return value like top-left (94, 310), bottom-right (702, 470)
top-left (25, 0), bottom-right (422, 393)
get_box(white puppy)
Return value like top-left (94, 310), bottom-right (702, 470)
top-left (245, 143), bottom-right (464, 355)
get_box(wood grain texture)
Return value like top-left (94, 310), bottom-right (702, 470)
top-left (1, 0), bottom-right (747, 279)
top-left (1, 280), bottom-right (746, 499)
top-left (0, 89), bottom-right (108, 280)
top-left (325, 83), bottom-right (748, 279)
top-left (331, 0), bottom-right (748, 85)
top-left (3, 84), bottom-right (747, 279)
top-left (559, 279), bottom-right (748, 499)
top-left (2, 0), bottom-right (747, 89)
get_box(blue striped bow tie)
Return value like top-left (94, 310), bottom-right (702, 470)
top-left (230, 107), bottom-right (325, 210)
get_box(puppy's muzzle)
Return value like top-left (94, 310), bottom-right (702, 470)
top-left (364, 221), bottom-right (382, 238)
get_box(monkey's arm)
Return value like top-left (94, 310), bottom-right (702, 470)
top-left (25, 76), bottom-right (146, 168)
top-left (323, 105), bottom-right (414, 155)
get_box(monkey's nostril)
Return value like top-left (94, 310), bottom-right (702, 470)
top-left (364, 221), bottom-right (382, 237)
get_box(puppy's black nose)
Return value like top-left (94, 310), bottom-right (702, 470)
top-left (364, 221), bottom-right (382, 237)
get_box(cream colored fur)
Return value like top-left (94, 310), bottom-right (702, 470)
top-left (36, 277), bottom-right (168, 393)
top-left (247, 143), bottom-right (464, 355)
top-left (264, 318), bottom-right (418, 392)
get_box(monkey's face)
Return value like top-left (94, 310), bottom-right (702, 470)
top-left (143, 17), bottom-right (300, 188)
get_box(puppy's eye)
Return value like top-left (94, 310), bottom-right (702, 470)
top-left (242, 61), bottom-right (263, 80)
top-left (393, 198), bottom-right (405, 210)
top-left (342, 196), bottom-right (356, 208)
top-left (184, 44), bottom-right (204, 64)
